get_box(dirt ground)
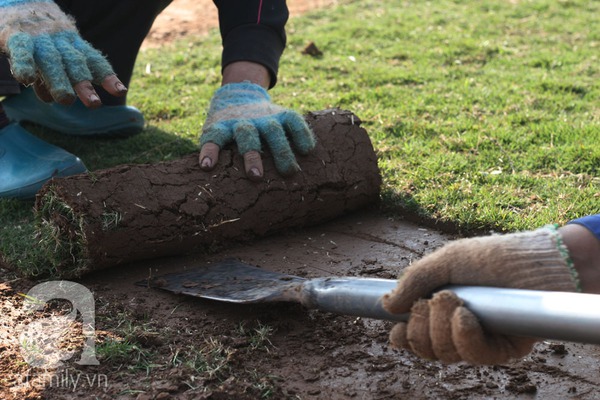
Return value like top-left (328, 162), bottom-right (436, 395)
top-left (1, 1), bottom-right (600, 399)
top-left (2, 211), bottom-right (600, 399)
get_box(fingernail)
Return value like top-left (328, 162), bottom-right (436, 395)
top-left (201, 157), bottom-right (212, 169)
top-left (89, 94), bottom-right (100, 104)
top-left (249, 167), bottom-right (262, 178)
top-left (115, 82), bottom-right (128, 92)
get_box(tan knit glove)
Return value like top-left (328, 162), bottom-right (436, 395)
top-left (382, 226), bottom-right (579, 364)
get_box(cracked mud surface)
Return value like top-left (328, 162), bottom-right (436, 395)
top-left (35, 110), bottom-right (380, 276)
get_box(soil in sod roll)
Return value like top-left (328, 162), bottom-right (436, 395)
top-left (34, 109), bottom-right (382, 278)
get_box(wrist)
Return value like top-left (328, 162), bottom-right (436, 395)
top-left (558, 224), bottom-right (600, 293)
top-left (222, 61), bottom-right (270, 89)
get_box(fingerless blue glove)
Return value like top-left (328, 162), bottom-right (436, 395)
top-left (200, 82), bottom-right (316, 175)
top-left (0, 0), bottom-right (115, 102)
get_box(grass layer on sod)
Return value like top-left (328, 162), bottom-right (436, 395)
top-left (1, 0), bottom-right (599, 276)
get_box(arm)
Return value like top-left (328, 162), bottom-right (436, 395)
top-left (199, 1), bottom-right (315, 180)
top-left (563, 216), bottom-right (600, 293)
top-left (222, 61), bottom-right (270, 88)
top-left (214, 0), bottom-right (288, 88)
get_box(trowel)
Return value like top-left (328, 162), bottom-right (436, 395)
top-left (138, 258), bottom-right (600, 344)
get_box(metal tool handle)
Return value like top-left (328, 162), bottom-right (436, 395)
top-left (300, 277), bottom-right (600, 344)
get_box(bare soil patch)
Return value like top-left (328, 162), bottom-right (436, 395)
top-left (2, 212), bottom-right (600, 399)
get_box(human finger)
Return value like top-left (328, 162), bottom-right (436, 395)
top-left (72, 36), bottom-right (116, 85)
top-left (6, 33), bottom-right (36, 85)
top-left (383, 242), bottom-right (464, 315)
top-left (382, 261), bottom-right (444, 315)
top-left (243, 151), bottom-right (264, 181)
top-left (54, 32), bottom-right (93, 85)
top-left (451, 306), bottom-right (536, 364)
top-left (405, 299), bottom-right (436, 360)
top-left (199, 143), bottom-right (221, 171)
top-left (100, 74), bottom-right (128, 98)
top-left (34, 36), bottom-right (75, 104)
top-left (73, 81), bottom-right (102, 109)
top-left (428, 291), bottom-right (462, 363)
top-left (258, 119), bottom-right (299, 175)
top-left (199, 123), bottom-right (234, 170)
top-left (281, 110), bottom-right (316, 155)
top-left (389, 322), bottom-right (410, 350)
top-left (233, 121), bottom-right (263, 180)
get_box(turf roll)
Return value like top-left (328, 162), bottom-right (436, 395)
top-left (34, 109), bottom-right (382, 278)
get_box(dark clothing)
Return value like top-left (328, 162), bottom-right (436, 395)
top-left (0, 0), bottom-right (288, 104)
top-left (0, 58), bottom-right (20, 96)
top-left (216, 0), bottom-right (288, 87)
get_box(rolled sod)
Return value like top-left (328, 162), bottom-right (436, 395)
top-left (34, 109), bottom-right (382, 278)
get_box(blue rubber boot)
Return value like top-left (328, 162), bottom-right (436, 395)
top-left (2, 88), bottom-right (145, 137)
top-left (0, 123), bottom-right (87, 199)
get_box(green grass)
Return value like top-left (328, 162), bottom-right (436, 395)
top-left (1, 0), bottom-right (599, 273)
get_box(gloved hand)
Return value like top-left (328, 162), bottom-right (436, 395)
top-left (0, 0), bottom-right (127, 106)
top-left (199, 82), bottom-right (316, 180)
top-left (382, 225), bottom-right (580, 364)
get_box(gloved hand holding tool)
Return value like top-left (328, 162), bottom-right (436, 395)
top-left (382, 225), bottom-right (581, 365)
top-left (199, 81), bottom-right (316, 180)
top-left (0, 0), bottom-right (127, 107)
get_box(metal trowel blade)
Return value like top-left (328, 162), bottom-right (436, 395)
top-left (136, 258), bottom-right (306, 304)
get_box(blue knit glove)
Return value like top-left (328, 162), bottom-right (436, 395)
top-left (200, 82), bottom-right (316, 176)
top-left (0, 0), bottom-right (116, 103)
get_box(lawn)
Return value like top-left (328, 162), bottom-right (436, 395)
top-left (1, 0), bottom-right (599, 274)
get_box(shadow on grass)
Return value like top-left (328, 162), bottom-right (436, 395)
top-left (0, 123), bottom-right (198, 277)
top-left (379, 188), bottom-right (493, 239)
top-left (27, 123), bottom-right (198, 170)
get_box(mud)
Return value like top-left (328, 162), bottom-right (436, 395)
top-left (2, 212), bottom-right (600, 399)
top-left (34, 110), bottom-right (380, 277)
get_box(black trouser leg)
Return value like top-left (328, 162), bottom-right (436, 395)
top-left (0, 0), bottom-right (172, 105)
top-left (0, 58), bottom-right (21, 97)
top-left (0, 104), bottom-right (9, 128)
